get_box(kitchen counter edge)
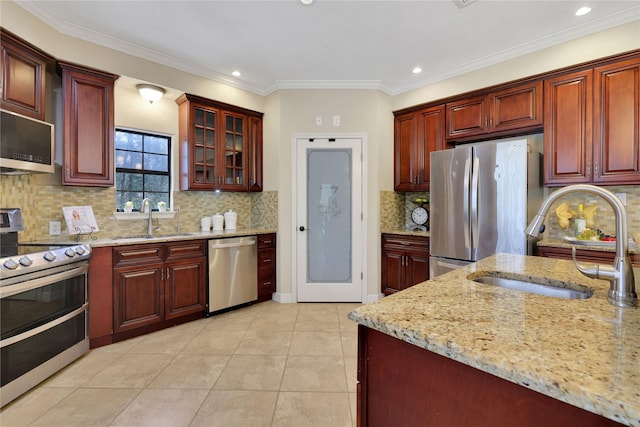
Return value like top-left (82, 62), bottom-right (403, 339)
top-left (25, 228), bottom-right (278, 248)
top-left (348, 253), bottom-right (639, 427)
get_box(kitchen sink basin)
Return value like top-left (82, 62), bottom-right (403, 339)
top-left (467, 272), bottom-right (593, 300)
top-left (111, 233), bottom-right (195, 240)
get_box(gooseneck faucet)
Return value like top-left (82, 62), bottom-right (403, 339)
top-left (525, 184), bottom-right (637, 308)
top-left (141, 198), bottom-right (154, 236)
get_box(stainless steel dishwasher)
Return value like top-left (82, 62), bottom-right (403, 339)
top-left (208, 236), bottom-right (257, 314)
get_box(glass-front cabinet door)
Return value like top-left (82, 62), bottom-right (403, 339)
top-left (194, 105), bottom-right (218, 186)
top-left (221, 112), bottom-right (246, 190)
top-left (177, 93), bottom-right (263, 192)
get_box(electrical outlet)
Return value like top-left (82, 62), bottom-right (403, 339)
top-left (49, 221), bottom-right (61, 235)
top-left (315, 116), bottom-right (322, 126)
top-left (333, 115), bottom-right (341, 126)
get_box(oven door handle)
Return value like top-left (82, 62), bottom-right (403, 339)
top-left (0, 303), bottom-right (88, 348)
top-left (0, 263), bottom-right (89, 299)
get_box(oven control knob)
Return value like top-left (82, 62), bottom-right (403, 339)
top-left (3, 258), bottom-right (19, 270)
top-left (43, 251), bottom-right (56, 262)
top-left (65, 248), bottom-right (76, 258)
top-left (19, 255), bottom-right (33, 267)
top-left (75, 246), bottom-right (86, 255)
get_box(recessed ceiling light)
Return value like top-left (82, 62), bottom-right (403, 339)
top-left (232, 70), bottom-right (241, 77)
top-left (575, 6), bottom-right (591, 16)
top-left (301, 0), bottom-right (313, 5)
top-left (412, 67), bottom-right (423, 74)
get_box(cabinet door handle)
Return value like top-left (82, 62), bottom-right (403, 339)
top-left (586, 163), bottom-right (591, 177)
top-left (165, 268), bottom-right (169, 281)
top-left (594, 163), bottom-right (599, 176)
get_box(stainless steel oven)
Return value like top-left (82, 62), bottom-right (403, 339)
top-left (0, 208), bottom-right (91, 407)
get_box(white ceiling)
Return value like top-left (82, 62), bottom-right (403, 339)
top-left (14, 0), bottom-right (640, 96)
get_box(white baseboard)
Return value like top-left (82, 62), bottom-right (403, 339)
top-left (272, 292), bottom-right (296, 303)
top-left (366, 293), bottom-right (382, 304)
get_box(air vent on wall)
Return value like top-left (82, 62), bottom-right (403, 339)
top-left (453, 0), bottom-right (478, 9)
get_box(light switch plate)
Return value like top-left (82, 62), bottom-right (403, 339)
top-left (49, 221), bottom-right (61, 235)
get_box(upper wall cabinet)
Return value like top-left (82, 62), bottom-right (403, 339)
top-left (176, 94), bottom-right (264, 192)
top-left (544, 56), bottom-right (640, 186)
top-left (1, 29), bottom-right (53, 120)
top-left (394, 105), bottom-right (445, 191)
top-left (446, 81), bottom-right (543, 142)
top-left (58, 61), bottom-right (119, 187)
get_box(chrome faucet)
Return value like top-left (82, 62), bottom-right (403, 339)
top-left (141, 198), bottom-right (155, 236)
top-left (525, 184), bottom-right (637, 308)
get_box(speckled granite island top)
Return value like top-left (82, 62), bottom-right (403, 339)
top-left (349, 253), bottom-right (640, 426)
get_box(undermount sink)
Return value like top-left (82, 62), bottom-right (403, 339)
top-left (111, 233), bottom-right (195, 240)
top-left (467, 272), bottom-right (593, 300)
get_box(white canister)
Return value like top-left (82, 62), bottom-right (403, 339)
top-left (223, 209), bottom-right (237, 230)
top-left (212, 213), bottom-right (224, 231)
top-left (200, 216), bottom-right (212, 232)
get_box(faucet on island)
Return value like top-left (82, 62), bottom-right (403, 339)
top-left (525, 184), bottom-right (637, 308)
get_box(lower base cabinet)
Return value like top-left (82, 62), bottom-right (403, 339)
top-left (357, 326), bottom-right (623, 427)
top-left (257, 233), bottom-right (276, 302)
top-left (112, 240), bottom-right (206, 341)
top-left (381, 233), bottom-right (429, 295)
top-left (536, 245), bottom-right (638, 266)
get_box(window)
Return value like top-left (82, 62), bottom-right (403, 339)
top-left (115, 129), bottom-right (170, 211)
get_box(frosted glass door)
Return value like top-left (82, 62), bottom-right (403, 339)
top-left (296, 138), bottom-right (362, 302)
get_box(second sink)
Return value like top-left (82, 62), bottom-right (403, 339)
top-left (468, 272), bottom-right (593, 300)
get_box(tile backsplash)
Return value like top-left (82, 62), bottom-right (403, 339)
top-left (381, 186), bottom-right (640, 238)
top-left (0, 174), bottom-right (277, 242)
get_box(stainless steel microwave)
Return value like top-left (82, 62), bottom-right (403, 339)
top-left (0, 109), bottom-right (54, 174)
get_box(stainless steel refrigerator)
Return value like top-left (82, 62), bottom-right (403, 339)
top-left (429, 135), bottom-right (543, 278)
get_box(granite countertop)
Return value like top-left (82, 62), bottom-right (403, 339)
top-left (349, 253), bottom-right (640, 426)
top-left (538, 238), bottom-right (639, 254)
top-left (381, 228), bottom-right (430, 237)
top-left (26, 228), bottom-right (277, 248)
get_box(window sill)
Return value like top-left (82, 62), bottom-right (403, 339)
top-left (114, 211), bottom-right (177, 220)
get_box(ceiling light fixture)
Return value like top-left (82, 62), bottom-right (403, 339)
top-left (300, 0), bottom-right (313, 5)
top-left (232, 70), bottom-right (242, 77)
top-left (412, 67), bottom-right (423, 74)
top-left (136, 84), bottom-right (165, 104)
top-left (575, 6), bottom-right (591, 16)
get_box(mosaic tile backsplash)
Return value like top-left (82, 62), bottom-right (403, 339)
top-left (381, 186), bottom-right (640, 239)
top-left (0, 174), bottom-right (277, 242)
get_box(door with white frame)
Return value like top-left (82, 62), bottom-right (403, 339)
top-left (295, 136), bottom-right (363, 302)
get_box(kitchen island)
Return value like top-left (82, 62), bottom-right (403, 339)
top-left (349, 253), bottom-right (639, 426)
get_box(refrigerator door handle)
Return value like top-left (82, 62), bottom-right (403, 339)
top-left (470, 156), bottom-right (480, 252)
top-left (463, 158), bottom-right (471, 249)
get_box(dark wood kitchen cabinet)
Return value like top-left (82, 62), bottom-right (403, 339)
top-left (176, 93), bottom-right (264, 192)
top-left (381, 233), bottom-right (429, 295)
top-left (592, 57), bottom-right (640, 184)
top-left (164, 241), bottom-right (207, 320)
top-left (58, 61), bottom-right (119, 187)
top-left (1, 28), bottom-right (53, 120)
top-left (257, 233), bottom-right (277, 302)
top-left (536, 245), bottom-right (638, 266)
top-left (544, 55), bottom-right (640, 186)
top-left (446, 81), bottom-right (543, 142)
top-left (112, 240), bottom-right (206, 340)
top-left (357, 325), bottom-right (623, 427)
top-left (394, 105), bottom-right (445, 191)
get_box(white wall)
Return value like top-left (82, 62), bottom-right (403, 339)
top-left (269, 90), bottom-right (392, 301)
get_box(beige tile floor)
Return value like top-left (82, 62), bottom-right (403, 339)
top-left (0, 301), bottom-right (363, 427)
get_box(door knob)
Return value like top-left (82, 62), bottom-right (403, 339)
top-left (299, 226), bottom-right (306, 231)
